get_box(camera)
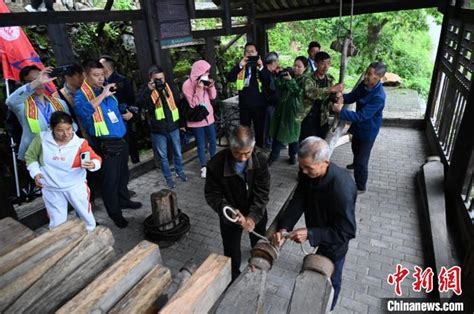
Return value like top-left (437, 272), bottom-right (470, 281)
top-left (48, 64), bottom-right (75, 78)
top-left (154, 79), bottom-right (166, 91)
top-left (246, 55), bottom-right (259, 67)
top-left (118, 103), bottom-right (128, 114)
top-left (199, 75), bottom-right (210, 87)
top-left (278, 67), bottom-right (294, 78)
top-left (109, 81), bottom-right (124, 93)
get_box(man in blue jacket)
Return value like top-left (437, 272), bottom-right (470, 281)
top-left (333, 62), bottom-right (386, 193)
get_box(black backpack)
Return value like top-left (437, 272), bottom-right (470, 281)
top-left (179, 98), bottom-right (209, 122)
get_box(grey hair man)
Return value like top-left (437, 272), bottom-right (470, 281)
top-left (205, 125), bottom-right (270, 280)
top-left (272, 136), bottom-right (357, 310)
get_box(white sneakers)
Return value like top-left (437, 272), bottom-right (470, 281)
top-left (24, 3), bottom-right (47, 12)
top-left (200, 167), bottom-right (207, 179)
top-left (24, 4), bottom-right (37, 12)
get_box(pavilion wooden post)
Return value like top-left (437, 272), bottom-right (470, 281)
top-left (47, 24), bottom-right (76, 65)
top-left (205, 37), bottom-right (217, 79)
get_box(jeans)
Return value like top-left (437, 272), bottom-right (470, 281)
top-left (240, 106), bottom-right (266, 148)
top-left (351, 137), bottom-right (375, 191)
top-left (330, 256), bottom-right (346, 310)
top-left (269, 139), bottom-right (298, 162)
top-left (264, 106), bottom-right (275, 149)
top-left (219, 211), bottom-right (268, 280)
top-left (191, 123), bottom-right (216, 167)
top-left (151, 129), bottom-right (184, 180)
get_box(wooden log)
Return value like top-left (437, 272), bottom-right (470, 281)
top-left (0, 220), bottom-right (86, 311)
top-left (287, 270), bottom-right (334, 314)
top-left (57, 240), bottom-right (162, 313)
top-left (215, 265), bottom-right (267, 314)
top-left (151, 189), bottom-right (180, 231)
top-left (6, 226), bottom-right (115, 314)
top-left (0, 219), bottom-right (85, 275)
top-left (109, 265), bottom-right (172, 314)
top-left (0, 217), bottom-right (35, 256)
top-left (160, 254), bottom-right (231, 314)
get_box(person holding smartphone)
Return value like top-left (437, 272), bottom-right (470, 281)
top-left (25, 111), bottom-right (101, 231)
top-left (226, 43), bottom-right (267, 148)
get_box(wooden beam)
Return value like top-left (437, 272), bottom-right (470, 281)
top-left (192, 26), bottom-right (249, 38)
top-left (0, 217), bottom-right (35, 257)
top-left (6, 226), bottom-right (115, 313)
top-left (109, 265), bottom-right (172, 314)
top-left (0, 10), bottom-right (144, 27)
top-left (288, 271), bottom-right (333, 313)
top-left (194, 9), bottom-right (250, 18)
top-left (58, 240), bottom-right (162, 313)
top-left (257, 0), bottom-right (442, 23)
top-left (160, 254), bottom-right (231, 314)
top-left (47, 24), bottom-right (76, 65)
top-left (0, 220), bottom-right (87, 311)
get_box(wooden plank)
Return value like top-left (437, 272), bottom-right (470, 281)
top-left (215, 266), bottom-right (267, 314)
top-left (0, 217), bottom-right (35, 257)
top-left (0, 220), bottom-right (87, 311)
top-left (57, 240), bottom-right (162, 313)
top-left (288, 271), bottom-right (333, 314)
top-left (6, 226), bottom-right (115, 313)
top-left (160, 254), bottom-right (231, 314)
top-left (0, 10), bottom-right (144, 27)
top-left (0, 219), bottom-right (85, 276)
top-left (109, 265), bottom-right (172, 314)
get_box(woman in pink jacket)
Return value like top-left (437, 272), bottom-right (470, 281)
top-left (182, 60), bottom-right (217, 179)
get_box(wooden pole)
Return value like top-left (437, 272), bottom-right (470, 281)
top-left (0, 220), bottom-right (87, 311)
top-left (0, 217), bottom-right (35, 257)
top-left (47, 24), bottom-right (76, 65)
top-left (6, 227), bottom-right (115, 314)
top-left (58, 240), bottom-right (162, 313)
top-left (160, 254), bottom-right (231, 314)
top-left (109, 265), bottom-right (172, 314)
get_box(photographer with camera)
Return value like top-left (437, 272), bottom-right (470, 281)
top-left (100, 55), bottom-right (140, 164)
top-left (182, 60), bottom-right (217, 179)
top-left (136, 65), bottom-right (187, 188)
top-left (226, 43), bottom-right (266, 148)
top-left (268, 56), bottom-right (309, 166)
top-left (6, 65), bottom-right (76, 161)
top-left (74, 60), bottom-right (141, 229)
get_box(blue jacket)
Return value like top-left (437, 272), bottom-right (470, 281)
top-left (74, 87), bottom-right (126, 139)
top-left (340, 81), bottom-right (385, 141)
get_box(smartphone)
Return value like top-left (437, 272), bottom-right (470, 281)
top-left (247, 56), bottom-right (259, 62)
top-left (110, 81), bottom-right (124, 92)
top-left (80, 152), bottom-right (91, 165)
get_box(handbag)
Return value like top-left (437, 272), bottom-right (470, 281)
top-left (185, 104), bottom-right (209, 122)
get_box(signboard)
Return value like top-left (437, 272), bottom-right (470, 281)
top-left (156, 0), bottom-right (193, 49)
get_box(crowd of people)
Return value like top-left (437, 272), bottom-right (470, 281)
top-left (6, 40), bottom-right (387, 310)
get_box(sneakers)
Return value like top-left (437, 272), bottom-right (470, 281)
top-left (357, 189), bottom-right (366, 194)
top-left (346, 163), bottom-right (354, 170)
top-left (200, 167), bottom-right (207, 179)
top-left (120, 200), bottom-right (142, 210)
top-left (176, 172), bottom-right (188, 182)
top-left (24, 4), bottom-right (37, 12)
top-left (166, 177), bottom-right (176, 189)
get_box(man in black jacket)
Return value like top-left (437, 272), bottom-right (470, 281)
top-left (205, 126), bottom-right (270, 280)
top-left (136, 65), bottom-right (187, 188)
top-left (226, 43), bottom-right (267, 148)
top-left (272, 136), bottom-right (357, 310)
top-left (100, 55), bottom-right (140, 164)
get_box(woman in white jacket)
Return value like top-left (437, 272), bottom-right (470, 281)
top-left (25, 111), bottom-right (101, 231)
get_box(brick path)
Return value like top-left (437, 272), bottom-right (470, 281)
top-left (87, 126), bottom-right (429, 313)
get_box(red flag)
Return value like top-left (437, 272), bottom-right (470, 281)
top-left (0, 0), bottom-right (56, 93)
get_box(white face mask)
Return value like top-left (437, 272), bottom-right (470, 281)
top-left (200, 75), bottom-right (209, 82)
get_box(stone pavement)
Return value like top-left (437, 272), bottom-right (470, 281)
top-left (74, 126), bottom-right (429, 314)
top-left (383, 87), bottom-right (426, 120)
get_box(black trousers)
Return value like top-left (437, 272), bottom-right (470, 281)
top-left (351, 137), bottom-right (375, 191)
top-left (94, 138), bottom-right (131, 221)
top-left (239, 106), bottom-right (266, 148)
top-left (31, 0), bottom-right (53, 10)
top-left (126, 121), bottom-right (140, 164)
top-left (219, 210), bottom-right (268, 280)
top-left (299, 112), bottom-right (329, 142)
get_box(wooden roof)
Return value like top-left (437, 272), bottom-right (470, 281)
top-left (213, 0), bottom-right (444, 23)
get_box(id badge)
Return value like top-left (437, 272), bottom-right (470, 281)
top-left (107, 110), bottom-right (119, 124)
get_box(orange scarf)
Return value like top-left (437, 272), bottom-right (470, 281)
top-left (80, 81), bottom-right (110, 137)
top-left (25, 95), bottom-right (65, 134)
top-left (150, 84), bottom-right (179, 122)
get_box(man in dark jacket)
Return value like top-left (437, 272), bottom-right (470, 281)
top-left (333, 61), bottom-right (386, 193)
top-left (260, 51), bottom-right (280, 150)
top-left (100, 55), bottom-right (140, 164)
top-left (136, 65), bottom-right (187, 188)
top-left (226, 43), bottom-right (267, 147)
top-left (272, 136), bottom-right (357, 311)
top-left (205, 126), bottom-right (270, 280)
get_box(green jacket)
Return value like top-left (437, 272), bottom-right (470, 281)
top-left (269, 74), bottom-right (308, 144)
top-left (302, 73), bottom-right (336, 127)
